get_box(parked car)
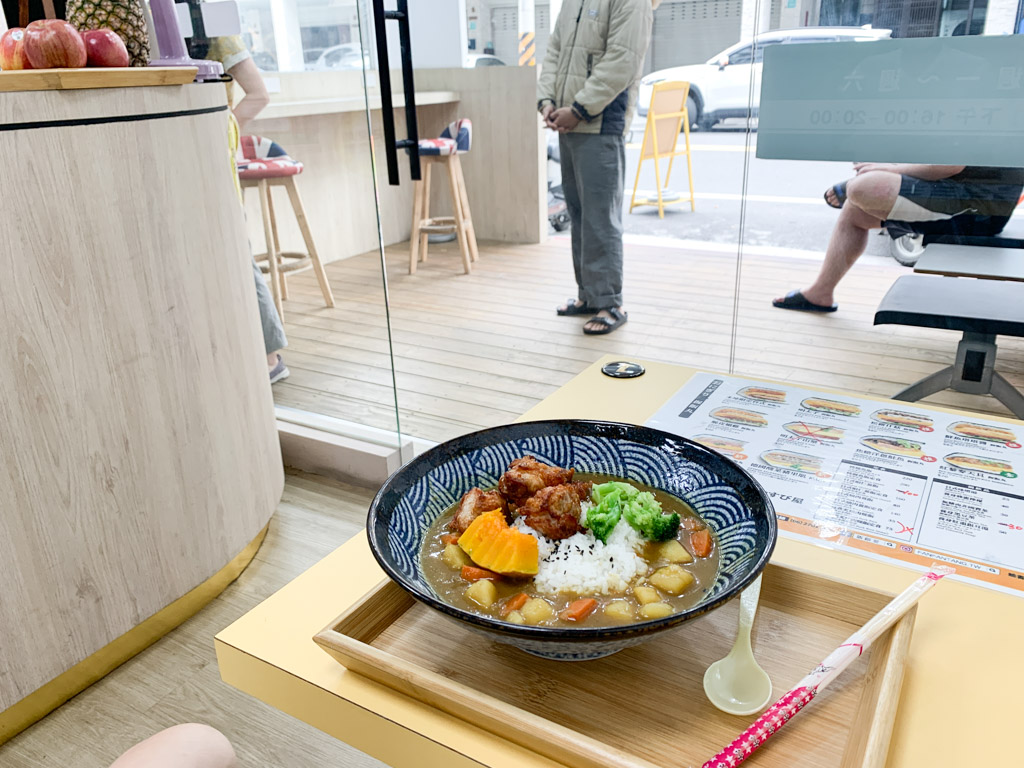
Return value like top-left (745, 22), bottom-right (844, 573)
top-left (638, 26), bottom-right (891, 130)
top-left (312, 44), bottom-right (369, 71)
top-left (466, 53), bottom-right (506, 67)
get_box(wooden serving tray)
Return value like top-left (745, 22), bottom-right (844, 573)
top-left (314, 563), bottom-right (915, 768)
top-left (0, 67), bottom-right (198, 92)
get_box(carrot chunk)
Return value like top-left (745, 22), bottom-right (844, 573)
top-left (461, 565), bottom-right (500, 582)
top-left (560, 598), bottom-right (599, 623)
top-left (690, 528), bottom-right (713, 558)
top-left (441, 533), bottom-right (460, 546)
top-left (500, 592), bottom-right (530, 617)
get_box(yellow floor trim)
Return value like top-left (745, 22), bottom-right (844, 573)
top-left (0, 524), bottom-right (269, 746)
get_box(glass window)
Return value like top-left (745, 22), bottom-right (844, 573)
top-left (235, 0), bottom-right (367, 72)
top-left (729, 45), bottom-right (754, 65)
top-left (752, 40), bottom-right (787, 63)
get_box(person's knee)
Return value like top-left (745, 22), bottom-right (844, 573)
top-left (846, 171), bottom-right (900, 214)
top-left (110, 724), bottom-right (236, 768)
top-left (171, 724), bottom-right (236, 766)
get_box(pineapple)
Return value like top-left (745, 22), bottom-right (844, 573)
top-left (66, 0), bottom-right (150, 67)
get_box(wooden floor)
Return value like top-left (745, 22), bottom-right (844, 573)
top-left (0, 472), bottom-right (383, 768)
top-left (272, 238), bottom-right (1024, 442)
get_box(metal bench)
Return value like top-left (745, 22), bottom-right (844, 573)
top-left (921, 216), bottom-right (1024, 248)
top-left (914, 243), bottom-right (1024, 282)
top-left (874, 275), bottom-right (1024, 418)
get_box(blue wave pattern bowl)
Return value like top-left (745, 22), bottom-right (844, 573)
top-left (367, 420), bottom-right (776, 660)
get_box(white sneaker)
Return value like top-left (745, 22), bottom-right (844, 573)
top-left (269, 354), bottom-right (290, 384)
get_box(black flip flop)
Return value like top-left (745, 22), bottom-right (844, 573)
top-left (556, 298), bottom-right (594, 316)
top-left (772, 290), bottom-right (838, 313)
top-left (583, 307), bottom-right (628, 335)
top-left (824, 181), bottom-right (848, 209)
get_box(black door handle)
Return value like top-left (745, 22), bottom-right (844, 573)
top-left (371, 0), bottom-right (421, 185)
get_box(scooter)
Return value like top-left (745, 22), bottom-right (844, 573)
top-left (547, 133), bottom-right (570, 232)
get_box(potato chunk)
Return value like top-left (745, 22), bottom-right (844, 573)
top-left (633, 585), bottom-right (661, 605)
top-left (604, 600), bottom-right (634, 622)
top-left (465, 579), bottom-right (498, 608)
top-left (649, 565), bottom-right (696, 595)
top-left (505, 610), bottom-right (526, 625)
top-left (655, 539), bottom-right (693, 564)
top-left (443, 543), bottom-right (472, 570)
top-left (640, 602), bottom-right (674, 619)
top-left (521, 597), bottom-right (555, 624)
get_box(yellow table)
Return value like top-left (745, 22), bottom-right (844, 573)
top-left (216, 358), bottom-right (1022, 767)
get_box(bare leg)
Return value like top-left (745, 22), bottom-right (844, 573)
top-left (778, 171), bottom-right (901, 307)
top-left (109, 724), bottom-right (237, 768)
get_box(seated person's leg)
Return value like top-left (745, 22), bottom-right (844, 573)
top-left (109, 724), bottom-right (237, 768)
top-left (774, 171), bottom-right (900, 312)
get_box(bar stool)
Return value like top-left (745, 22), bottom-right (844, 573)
top-left (238, 135), bottom-right (335, 320)
top-left (410, 119), bottom-right (480, 275)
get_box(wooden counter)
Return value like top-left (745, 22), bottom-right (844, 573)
top-left (255, 89), bottom-right (460, 120)
top-left (0, 81), bottom-right (283, 742)
top-left (240, 68), bottom-right (546, 267)
top-left (217, 356), bottom-right (1024, 768)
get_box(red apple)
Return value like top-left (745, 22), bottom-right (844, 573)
top-left (81, 29), bottom-right (129, 68)
top-left (0, 28), bottom-right (32, 70)
top-left (23, 19), bottom-right (87, 69)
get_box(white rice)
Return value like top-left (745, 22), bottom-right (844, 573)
top-left (513, 505), bottom-right (648, 596)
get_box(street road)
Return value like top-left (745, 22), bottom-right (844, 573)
top-left (549, 124), bottom-right (895, 264)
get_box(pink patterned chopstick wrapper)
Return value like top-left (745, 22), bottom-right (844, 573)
top-left (703, 686), bottom-right (817, 768)
top-left (702, 566), bottom-right (953, 768)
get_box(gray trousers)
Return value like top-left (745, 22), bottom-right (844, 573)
top-left (559, 132), bottom-right (626, 309)
top-left (253, 259), bottom-right (287, 354)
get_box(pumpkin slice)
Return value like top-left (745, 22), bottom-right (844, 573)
top-left (457, 509), bottom-right (539, 576)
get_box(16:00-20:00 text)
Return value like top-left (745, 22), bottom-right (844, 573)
top-left (808, 109), bottom-right (953, 126)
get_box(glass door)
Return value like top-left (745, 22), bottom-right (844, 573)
top-left (355, 0), bottom-right (754, 448)
top-left (733, 0), bottom-right (1024, 419)
top-left (223, 0), bottom-right (402, 449)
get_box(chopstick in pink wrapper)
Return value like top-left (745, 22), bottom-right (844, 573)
top-left (703, 565), bottom-right (954, 768)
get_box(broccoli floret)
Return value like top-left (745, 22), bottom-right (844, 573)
top-left (583, 486), bottom-right (623, 543)
top-left (588, 482), bottom-right (680, 542)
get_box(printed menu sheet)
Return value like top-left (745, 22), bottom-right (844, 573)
top-left (646, 373), bottom-right (1024, 596)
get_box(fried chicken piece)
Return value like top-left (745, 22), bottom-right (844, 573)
top-left (498, 456), bottom-right (575, 505)
top-left (519, 482), bottom-right (591, 540)
top-left (449, 488), bottom-right (508, 534)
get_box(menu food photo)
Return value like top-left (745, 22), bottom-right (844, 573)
top-left (647, 373), bottom-right (1024, 596)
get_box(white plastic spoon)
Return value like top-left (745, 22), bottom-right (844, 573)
top-left (703, 575), bottom-right (772, 716)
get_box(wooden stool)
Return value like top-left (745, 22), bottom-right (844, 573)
top-left (410, 119), bottom-right (479, 275)
top-left (238, 136), bottom-right (334, 321)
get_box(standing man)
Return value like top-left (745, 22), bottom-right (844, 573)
top-left (538, 0), bottom-right (654, 335)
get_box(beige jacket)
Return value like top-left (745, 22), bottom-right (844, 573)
top-left (537, 0), bottom-right (654, 135)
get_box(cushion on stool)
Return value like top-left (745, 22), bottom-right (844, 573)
top-left (417, 137), bottom-right (458, 156)
top-left (238, 135), bottom-right (304, 179)
top-left (416, 118), bottom-right (473, 156)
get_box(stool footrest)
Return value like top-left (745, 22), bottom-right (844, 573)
top-left (254, 251), bottom-right (314, 274)
top-left (419, 218), bottom-right (457, 234)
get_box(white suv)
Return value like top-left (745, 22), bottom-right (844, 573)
top-left (638, 27), bottom-right (891, 130)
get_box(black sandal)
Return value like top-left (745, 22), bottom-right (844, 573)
top-left (583, 307), bottom-right (628, 335)
top-left (556, 298), bottom-right (594, 316)
top-left (824, 181), bottom-right (848, 209)
top-left (772, 290), bottom-right (838, 313)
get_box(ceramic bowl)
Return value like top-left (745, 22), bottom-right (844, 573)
top-left (366, 420), bottom-right (776, 660)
